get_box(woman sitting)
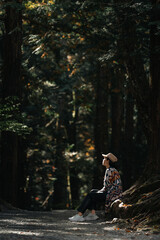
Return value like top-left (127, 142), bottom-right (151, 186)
top-left (69, 152), bottom-right (123, 222)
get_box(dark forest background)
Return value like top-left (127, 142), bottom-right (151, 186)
top-left (0, 0), bottom-right (159, 221)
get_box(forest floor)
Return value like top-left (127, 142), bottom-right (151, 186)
top-left (0, 209), bottom-right (160, 240)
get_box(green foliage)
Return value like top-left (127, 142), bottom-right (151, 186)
top-left (20, 0), bottom-right (151, 209)
top-left (0, 97), bottom-right (32, 135)
top-left (1, 0), bottom-right (154, 210)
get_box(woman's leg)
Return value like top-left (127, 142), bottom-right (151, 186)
top-left (69, 189), bottom-right (106, 221)
top-left (87, 189), bottom-right (99, 211)
top-left (77, 189), bottom-right (106, 214)
top-left (77, 193), bottom-right (93, 214)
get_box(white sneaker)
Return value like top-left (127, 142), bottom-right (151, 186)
top-left (84, 213), bottom-right (99, 221)
top-left (69, 214), bottom-right (85, 222)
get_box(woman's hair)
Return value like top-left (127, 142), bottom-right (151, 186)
top-left (108, 158), bottom-right (117, 168)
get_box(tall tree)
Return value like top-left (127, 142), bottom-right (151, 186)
top-left (0, 0), bottom-right (23, 206)
top-left (111, 69), bottom-right (123, 154)
top-left (52, 98), bottom-right (68, 208)
top-left (122, 90), bottom-right (134, 189)
top-left (121, 0), bottom-right (160, 177)
top-left (93, 63), bottom-right (109, 189)
top-left (144, 0), bottom-right (160, 175)
top-left (111, 1), bottom-right (160, 227)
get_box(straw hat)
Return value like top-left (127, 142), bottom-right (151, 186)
top-left (102, 152), bottom-right (118, 162)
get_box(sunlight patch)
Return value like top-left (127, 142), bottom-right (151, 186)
top-left (0, 230), bottom-right (40, 236)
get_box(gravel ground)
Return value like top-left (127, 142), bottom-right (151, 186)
top-left (0, 210), bottom-right (160, 240)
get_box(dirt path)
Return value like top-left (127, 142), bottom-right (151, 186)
top-left (0, 210), bottom-right (159, 240)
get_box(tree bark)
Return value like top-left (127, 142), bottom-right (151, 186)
top-left (111, 69), bottom-right (123, 154)
top-left (0, 0), bottom-right (23, 207)
top-left (115, 0), bottom-right (160, 178)
top-left (53, 97), bottom-right (68, 208)
top-left (93, 63), bottom-right (109, 189)
top-left (143, 0), bottom-right (160, 176)
top-left (111, 1), bottom-right (160, 226)
top-left (3, 0), bottom-right (22, 97)
top-left (66, 93), bottom-right (80, 207)
top-left (122, 91), bottom-right (134, 190)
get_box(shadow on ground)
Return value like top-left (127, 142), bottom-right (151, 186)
top-left (0, 210), bottom-right (160, 240)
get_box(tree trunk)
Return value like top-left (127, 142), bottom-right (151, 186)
top-left (143, 0), bottom-right (160, 176)
top-left (122, 91), bottom-right (134, 190)
top-left (1, 132), bottom-right (18, 204)
top-left (53, 98), bottom-right (68, 208)
top-left (0, 0), bottom-right (23, 207)
top-left (3, 0), bottom-right (22, 97)
top-left (111, 1), bottom-right (160, 227)
top-left (93, 63), bottom-right (109, 189)
top-left (114, 0), bottom-right (159, 178)
top-left (111, 69), bottom-right (123, 154)
top-left (66, 92), bottom-right (80, 207)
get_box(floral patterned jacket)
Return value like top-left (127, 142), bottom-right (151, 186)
top-left (101, 167), bottom-right (123, 212)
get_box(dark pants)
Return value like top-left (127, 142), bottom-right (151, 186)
top-left (77, 189), bottom-right (106, 214)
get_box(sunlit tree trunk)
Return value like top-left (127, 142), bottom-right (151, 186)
top-left (0, 0), bottom-right (23, 207)
top-left (66, 92), bottom-right (80, 208)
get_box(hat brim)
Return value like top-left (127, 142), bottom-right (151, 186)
top-left (102, 153), bottom-right (118, 162)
